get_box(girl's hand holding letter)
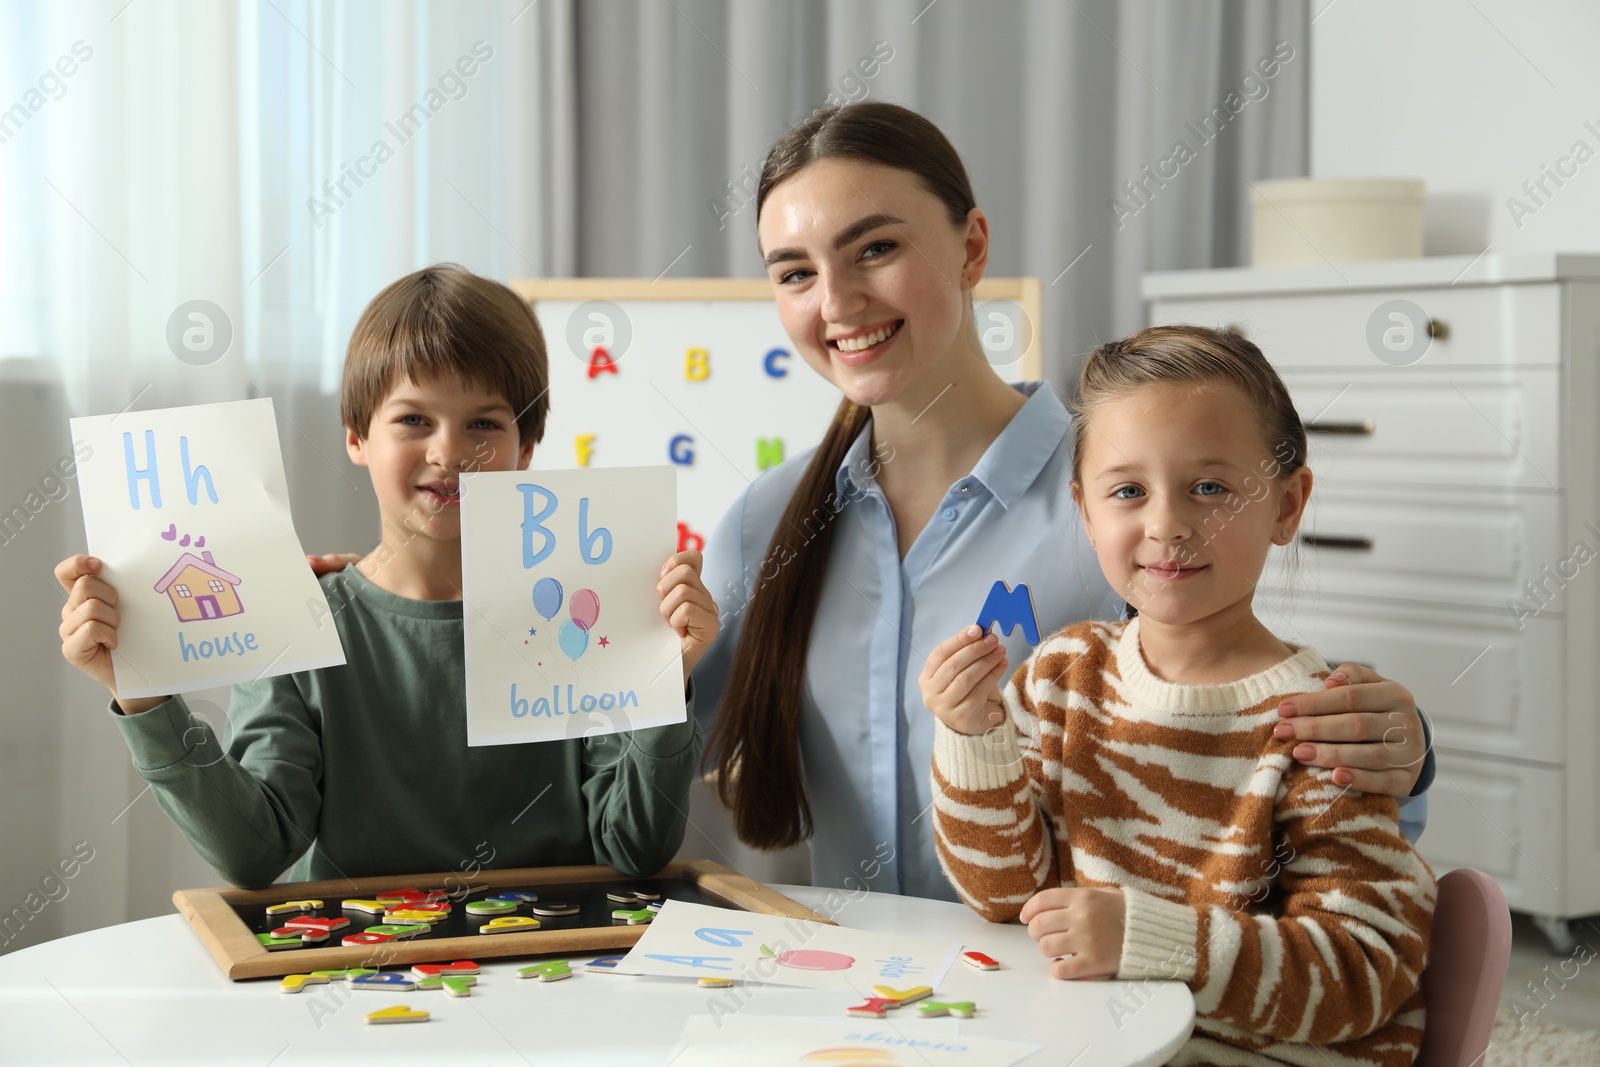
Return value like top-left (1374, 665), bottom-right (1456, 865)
top-left (919, 625), bottom-right (1010, 736)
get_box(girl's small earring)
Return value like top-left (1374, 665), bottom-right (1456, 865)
top-left (1088, 539), bottom-right (1096, 549)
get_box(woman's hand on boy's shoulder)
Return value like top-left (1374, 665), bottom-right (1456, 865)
top-left (1272, 663), bottom-right (1427, 797)
top-left (1020, 886), bottom-right (1124, 981)
top-left (657, 551), bottom-right (719, 684)
top-left (919, 626), bottom-right (1009, 737)
top-left (306, 553), bottom-right (363, 577)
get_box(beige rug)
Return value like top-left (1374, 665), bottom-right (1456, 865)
top-left (1485, 1007), bottom-right (1600, 1066)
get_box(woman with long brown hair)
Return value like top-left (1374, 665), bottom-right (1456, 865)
top-left (693, 101), bottom-right (1434, 900)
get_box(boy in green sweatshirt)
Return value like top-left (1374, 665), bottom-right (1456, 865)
top-left (53, 265), bottom-right (717, 888)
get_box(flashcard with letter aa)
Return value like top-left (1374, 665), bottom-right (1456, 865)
top-left (459, 466), bottom-right (685, 746)
top-left (70, 398), bottom-right (346, 698)
top-left (617, 900), bottom-right (961, 991)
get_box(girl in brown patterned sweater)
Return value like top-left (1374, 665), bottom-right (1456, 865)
top-left (919, 326), bottom-right (1435, 1066)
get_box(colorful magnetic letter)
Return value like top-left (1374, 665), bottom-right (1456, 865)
top-left (755, 438), bottom-right (783, 471)
top-left (846, 997), bottom-right (896, 1018)
top-left (575, 434), bottom-right (596, 467)
top-left (386, 909), bottom-right (448, 924)
top-left (611, 909), bottom-right (653, 925)
top-left (351, 972), bottom-right (416, 991)
top-left (278, 973), bottom-right (328, 994)
top-left (340, 899), bottom-right (390, 915)
top-left (587, 346), bottom-right (619, 378)
top-left (465, 899), bottom-right (518, 916)
top-left (375, 887), bottom-right (444, 902)
top-left (265, 899), bottom-right (322, 917)
top-left (312, 968), bottom-right (376, 981)
top-left (365, 924), bottom-right (427, 939)
top-left (668, 434), bottom-right (694, 465)
top-left (480, 915), bottom-right (541, 934)
top-left (676, 522), bottom-right (704, 553)
top-left (685, 346), bottom-right (710, 380)
top-left (698, 977), bottom-right (734, 989)
top-left (763, 347), bottom-right (790, 377)
top-left (917, 1000), bottom-right (977, 1019)
top-left (585, 955), bottom-right (625, 973)
top-left (255, 932), bottom-right (302, 951)
top-left (530, 903), bottom-right (579, 917)
top-left (411, 961), bottom-right (480, 979)
top-left (364, 1005), bottom-right (429, 1025)
top-left (341, 933), bottom-right (395, 947)
top-left (872, 985), bottom-right (934, 1005)
top-left (976, 580), bottom-right (1040, 644)
top-left (518, 961), bottom-right (572, 982)
top-left (283, 915), bottom-right (349, 933)
top-left (962, 950), bottom-right (1001, 970)
top-left (488, 891), bottom-right (540, 903)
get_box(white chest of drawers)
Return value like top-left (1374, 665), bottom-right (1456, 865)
top-left (1143, 253), bottom-right (1600, 950)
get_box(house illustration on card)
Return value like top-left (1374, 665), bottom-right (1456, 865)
top-left (153, 551), bottom-right (244, 622)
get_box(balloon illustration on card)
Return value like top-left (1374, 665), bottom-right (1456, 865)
top-left (570, 588), bottom-right (600, 630)
top-left (558, 618), bottom-right (588, 660)
top-left (531, 578), bottom-right (603, 661)
top-left (532, 577), bottom-right (563, 620)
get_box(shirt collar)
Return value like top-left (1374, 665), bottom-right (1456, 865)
top-left (833, 381), bottom-right (1069, 508)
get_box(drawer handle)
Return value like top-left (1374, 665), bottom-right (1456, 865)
top-left (1427, 317), bottom-right (1449, 340)
top-left (1305, 420), bottom-right (1374, 436)
top-left (1300, 533), bottom-right (1375, 551)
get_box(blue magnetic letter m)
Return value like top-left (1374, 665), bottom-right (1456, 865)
top-left (976, 580), bottom-right (1040, 644)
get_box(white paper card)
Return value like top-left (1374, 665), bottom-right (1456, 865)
top-left (617, 900), bottom-right (961, 991)
top-left (667, 1015), bottom-right (1043, 1067)
top-left (70, 398), bottom-right (346, 698)
top-left (460, 466), bottom-right (685, 746)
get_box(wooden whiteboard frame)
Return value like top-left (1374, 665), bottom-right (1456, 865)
top-left (172, 860), bottom-right (830, 981)
top-left (508, 277), bottom-right (1044, 381)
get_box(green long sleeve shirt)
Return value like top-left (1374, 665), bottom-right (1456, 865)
top-left (110, 567), bottom-right (701, 889)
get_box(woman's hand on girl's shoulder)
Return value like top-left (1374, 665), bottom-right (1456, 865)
top-left (1272, 662), bottom-right (1427, 796)
top-left (919, 626), bottom-right (1009, 736)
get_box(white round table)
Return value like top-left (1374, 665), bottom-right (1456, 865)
top-left (0, 885), bottom-right (1193, 1066)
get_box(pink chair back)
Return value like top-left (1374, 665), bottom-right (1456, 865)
top-left (1415, 868), bottom-right (1512, 1067)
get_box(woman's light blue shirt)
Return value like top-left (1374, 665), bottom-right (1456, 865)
top-left (693, 381), bottom-right (1430, 901)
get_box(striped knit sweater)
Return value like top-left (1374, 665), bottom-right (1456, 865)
top-left (931, 618), bottom-right (1436, 1067)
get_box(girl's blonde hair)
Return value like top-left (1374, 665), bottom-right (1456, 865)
top-left (1069, 324), bottom-right (1306, 487)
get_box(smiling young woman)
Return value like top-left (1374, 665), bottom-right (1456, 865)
top-left (691, 102), bottom-right (1436, 901)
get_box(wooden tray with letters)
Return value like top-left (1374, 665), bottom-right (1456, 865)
top-left (172, 860), bottom-right (832, 980)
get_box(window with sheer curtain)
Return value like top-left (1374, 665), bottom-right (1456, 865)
top-left (0, 0), bottom-right (1305, 952)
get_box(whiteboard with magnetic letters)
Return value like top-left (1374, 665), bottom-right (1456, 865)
top-left (510, 278), bottom-right (1043, 552)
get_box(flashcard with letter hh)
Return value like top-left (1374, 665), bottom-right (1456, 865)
top-left (617, 900), bottom-right (961, 991)
top-left (70, 399), bottom-right (346, 698)
top-left (459, 466), bottom-right (685, 746)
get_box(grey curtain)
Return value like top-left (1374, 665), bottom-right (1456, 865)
top-left (568, 0), bottom-right (1309, 384)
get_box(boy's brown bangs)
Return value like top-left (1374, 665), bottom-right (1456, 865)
top-left (341, 266), bottom-right (549, 446)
